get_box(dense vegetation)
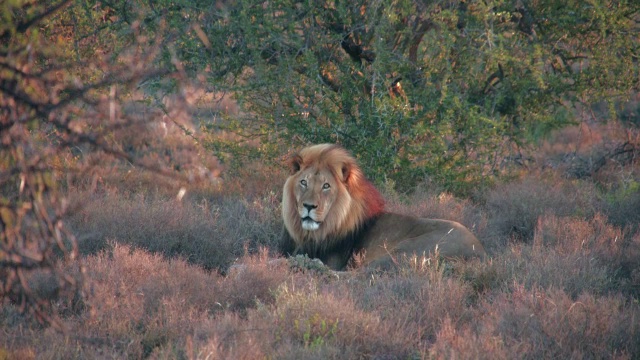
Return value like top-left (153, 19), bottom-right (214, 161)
top-left (161, 0), bottom-right (638, 191)
top-left (1, 0), bottom-right (639, 358)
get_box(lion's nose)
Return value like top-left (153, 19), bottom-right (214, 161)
top-left (303, 203), bottom-right (317, 211)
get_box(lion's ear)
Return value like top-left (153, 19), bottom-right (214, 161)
top-left (340, 162), bottom-right (352, 183)
top-left (290, 154), bottom-right (303, 174)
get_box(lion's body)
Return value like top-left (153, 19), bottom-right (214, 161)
top-left (280, 144), bottom-right (486, 271)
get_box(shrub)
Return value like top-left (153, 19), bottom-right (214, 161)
top-left (504, 246), bottom-right (614, 298)
top-left (485, 176), bottom-right (596, 245)
top-left (533, 214), bottom-right (640, 298)
top-left (533, 213), bottom-right (623, 256)
top-left (0, 243), bottom-right (294, 358)
top-left (220, 249), bottom-right (290, 314)
top-left (430, 316), bottom-right (508, 360)
top-left (457, 215), bottom-right (623, 299)
top-left (431, 287), bottom-right (640, 359)
top-left (271, 281), bottom-right (418, 358)
top-left (600, 177), bottom-right (640, 231)
top-left (488, 287), bottom-right (640, 359)
top-left (357, 272), bottom-right (474, 344)
top-left (66, 189), bottom-right (282, 271)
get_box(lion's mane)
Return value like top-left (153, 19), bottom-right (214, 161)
top-left (281, 144), bottom-right (383, 258)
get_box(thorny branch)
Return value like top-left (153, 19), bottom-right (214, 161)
top-left (0, 2), bottom-right (193, 328)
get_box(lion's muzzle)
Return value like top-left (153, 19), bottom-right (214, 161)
top-left (301, 217), bottom-right (320, 231)
top-left (300, 205), bottom-right (321, 231)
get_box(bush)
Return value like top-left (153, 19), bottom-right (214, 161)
top-left (66, 189), bottom-right (282, 271)
top-left (488, 287), bottom-right (639, 359)
top-left (456, 214), bottom-right (640, 299)
top-left (600, 178), bottom-right (640, 231)
top-left (431, 287), bottom-right (640, 359)
top-left (485, 176), bottom-right (596, 245)
top-left (533, 214), bottom-right (640, 298)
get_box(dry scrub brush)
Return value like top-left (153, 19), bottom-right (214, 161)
top-left (0, 244), bottom-right (290, 358)
top-left (485, 175), bottom-right (597, 244)
top-left (1, 230), bottom-right (639, 358)
top-left (430, 287), bottom-right (639, 360)
top-left (65, 189), bottom-right (282, 271)
top-left (0, 1), bottom-right (225, 325)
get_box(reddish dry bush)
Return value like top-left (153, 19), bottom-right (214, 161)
top-left (2, 240), bottom-right (639, 359)
top-left (431, 286), bottom-right (640, 359)
top-left (485, 176), bottom-right (596, 247)
top-left (459, 214), bottom-right (640, 300)
top-left (1, 244), bottom-right (220, 358)
top-left (222, 161), bottom-right (289, 198)
top-left (187, 277), bottom-right (418, 359)
top-left (0, 243), bottom-right (292, 358)
top-left (538, 122), bottom-right (639, 178)
top-left (456, 241), bottom-right (615, 298)
top-left (534, 121), bottom-right (640, 229)
top-left (220, 249), bottom-right (290, 313)
top-left (189, 311), bottom-right (275, 359)
top-left (502, 245), bottom-right (612, 298)
top-left (83, 244), bottom-right (219, 347)
top-left (533, 214), bottom-right (640, 298)
top-left (66, 189), bottom-right (282, 270)
top-left (533, 213), bottom-right (624, 255)
top-left (488, 286), bottom-right (639, 359)
top-left (430, 316), bottom-right (508, 360)
top-left (271, 281), bottom-right (418, 358)
top-left (355, 271), bottom-right (474, 345)
top-left (456, 259), bottom-right (509, 296)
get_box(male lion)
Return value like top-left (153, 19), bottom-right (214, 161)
top-left (280, 144), bottom-right (486, 271)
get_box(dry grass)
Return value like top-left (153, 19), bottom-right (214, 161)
top-left (2, 131), bottom-right (640, 358)
top-left (0, 244), bottom-right (290, 359)
top-left (65, 187), bottom-right (282, 271)
top-left (484, 175), bottom-right (597, 246)
top-left (3, 230), bottom-right (638, 358)
top-left (430, 287), bottom-right (639, 360)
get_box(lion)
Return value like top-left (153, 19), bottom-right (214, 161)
top-left (280, 144), bottom-right (486, 271)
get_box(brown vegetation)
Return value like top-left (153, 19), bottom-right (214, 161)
top-left (2, 140), bottom-right (640, 357)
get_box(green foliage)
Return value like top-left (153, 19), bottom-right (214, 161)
top-left (296, 313), bottom-right (339, 349)
top-left (605, 178), bottom-right (640, 203)
top-left (54, 0), bottom-right (639, 193)
top-left (158, 0), bottom-right (634, 192)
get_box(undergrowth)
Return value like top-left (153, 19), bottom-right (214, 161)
top-left (2, 122), bottom-right (640, 359)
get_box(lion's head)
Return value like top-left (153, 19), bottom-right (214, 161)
top-left (282, 144), bottom-right (385, 251)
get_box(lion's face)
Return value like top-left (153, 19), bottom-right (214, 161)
top-left (291, 166), bottom-right (342, 231)
top-left (282, 144), bottom-right (383, 246)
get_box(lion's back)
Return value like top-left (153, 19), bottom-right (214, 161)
top-left (355, 213), bottom-right (486, 269)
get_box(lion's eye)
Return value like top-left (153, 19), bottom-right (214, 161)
top-left (322, 183), bottom-right (331, 190)
top-left (300, 179), bottom-right (307, 187)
